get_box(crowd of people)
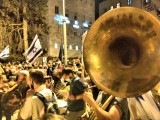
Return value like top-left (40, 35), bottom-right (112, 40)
top-left (0, 58), bottom-right (159, 120)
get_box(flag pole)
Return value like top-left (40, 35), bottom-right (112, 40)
top-left (62, 0), bottom-right (68, 65)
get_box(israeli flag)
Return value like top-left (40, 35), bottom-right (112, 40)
top-left (0, 45), bottom-right (9, 58)
top-left (24, 34), bottom-right (43, 64)
top-left (82, 30), bottom-right (88, 44)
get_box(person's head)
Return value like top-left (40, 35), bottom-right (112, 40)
top-left (27, 64), bottom-right (33, 70)
top-left (39, 64), bottom-right (43, 69)
top-left (62, 68), bottom-right (74, 80)
top-left (17, 64), bottom-right (22, 70)
top-left (53, 69), bottom-right (62, 78)
top-left (44, 76), bottom-right (52, 88)
top-left (48, 62), bottom-right (52, 67)
top-left (29, 69), bottom-right (45, 89)
top-left (16, 70), bottom-right (29, 83)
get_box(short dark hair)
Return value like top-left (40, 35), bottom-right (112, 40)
top-left (29, 69), bottom-right (45, 84)
top-left (62, 68), bottom-right (73, 75)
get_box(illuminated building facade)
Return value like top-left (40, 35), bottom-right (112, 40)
top-left (98, 0), bottom-right (160, 19)
top-left (47, 0), bottom-right (95, 58)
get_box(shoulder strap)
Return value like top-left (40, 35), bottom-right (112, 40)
top-left (34, 92), bottom-right (47, 111)
top-left (34, 92), bottom-right (47, 102)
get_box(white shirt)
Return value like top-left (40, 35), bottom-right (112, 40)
top-left (19, 85), bottom-right (52, 120)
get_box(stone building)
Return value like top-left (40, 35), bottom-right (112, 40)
top-left (98, 0), bottom-right (160, 19)
top-left (47, 0), bottom-right (95, 58)
top-left (97, 0), bottom-right (143, 18)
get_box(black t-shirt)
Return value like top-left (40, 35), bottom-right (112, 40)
top-left (67, 77), bottom-right (87, 112)
top-left (53, 76), bottom-right (60, 88)
top-left (98, 92), bottom-right (130, 120)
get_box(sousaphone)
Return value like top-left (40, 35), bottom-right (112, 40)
top-left (83, 7), bottom-right (160, 98)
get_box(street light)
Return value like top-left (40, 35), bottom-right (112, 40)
top-left (62, 0), bottom-right (67, 65)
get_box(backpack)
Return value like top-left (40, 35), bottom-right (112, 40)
top-left (34, 92), bottom-right (60, 114)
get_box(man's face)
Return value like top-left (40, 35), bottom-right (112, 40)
top-left (18, 74), bottom-right (25, 82)
top-left (62, 74), bottom-right (69, 80)
top-left (68, 73), bottom-right (73, 79)
top-left (27, 76), bottom-right (33, 89)
top-left (63, 73), bottom-right (73, 79)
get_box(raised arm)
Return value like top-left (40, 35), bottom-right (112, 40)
top-left (83, 91), bottom-right (122, 120)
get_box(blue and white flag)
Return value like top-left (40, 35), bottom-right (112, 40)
top-left (82, 30), bottom-right (88, 44)
top-left (0, 45), bottom-right (9, 58)
top-left (24, 34), bottom-right (43, 64)
top-left (128, 91), bottom-right (160, 120)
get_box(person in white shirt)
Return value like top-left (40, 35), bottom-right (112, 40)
top-left (18, 69), bottom-right (53, 120)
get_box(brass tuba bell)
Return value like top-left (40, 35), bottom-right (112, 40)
top-left (83, 7), bottom-right (160, 98)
